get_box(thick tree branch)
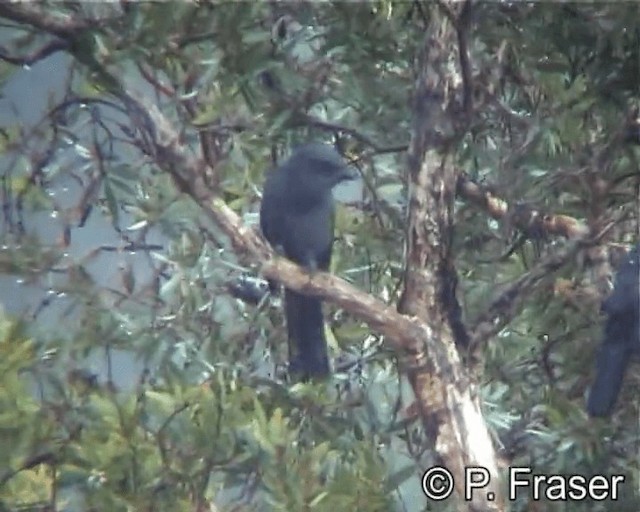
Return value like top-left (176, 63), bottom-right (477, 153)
top-left (456, 173), bottom-right (591, 239)
top-left (122, 90), bottom-right (431, 347)
top-left (3, 6), bottom-right (622, 511)
top-left (0, 5), bottom-right (445, 419)
top-left (56, 24), bottom-right (500, 504)
top-left (398, 3), bottom-right (502, 510)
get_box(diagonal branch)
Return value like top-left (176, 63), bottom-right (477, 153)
top-left (0, 39), bottom-right (69, 66)
top-left (468, 229), bottom-right (607, 354)
top-left (0, 3), bottom-right (94, 39)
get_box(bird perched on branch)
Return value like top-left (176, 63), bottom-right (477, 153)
top-left (259, 143), bottom-right (356, 379)
top-left (587, 244), bottom-right (640, 417)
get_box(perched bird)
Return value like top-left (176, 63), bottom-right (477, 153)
top-left (587, 244), bottom-right (640, 417)
top-left (259, 143), bottom-right (356, 379)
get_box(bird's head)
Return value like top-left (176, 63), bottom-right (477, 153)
top-left (288, 143), bottom-right (358, 191)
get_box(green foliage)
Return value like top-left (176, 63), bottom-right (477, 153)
top-left (0, 308), bottom-right (394, 511)
top-left (0, 2), bottom-right (638, 511)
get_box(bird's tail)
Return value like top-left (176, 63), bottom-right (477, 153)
top-left (587, 341), bottom-right (631, 417)
top-left (284, 289), bottom-right (330, 379)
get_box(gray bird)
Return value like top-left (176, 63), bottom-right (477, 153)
top-left (260, 143), bottom-right (356, 379)
top-left (587, 244), bottom-right (640, 417)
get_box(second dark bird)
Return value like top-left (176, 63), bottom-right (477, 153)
top-left (587, 244), bottom-right (640, 417)
top-left (259, 143), bottom-right (356, 379)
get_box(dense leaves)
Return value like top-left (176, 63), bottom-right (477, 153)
top-left (0, 2), bottom-right (638, 511)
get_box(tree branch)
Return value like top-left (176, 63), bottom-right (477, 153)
top-left (397, 5), bottom-right (502, 509)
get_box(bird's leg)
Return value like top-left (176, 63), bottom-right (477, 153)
top-left (302, 255), bottom-right (321, 282)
